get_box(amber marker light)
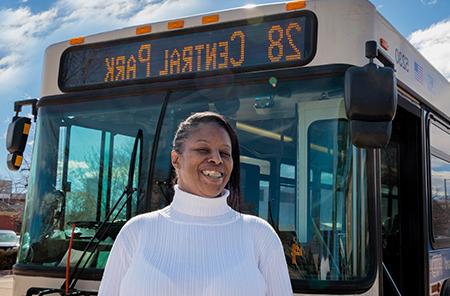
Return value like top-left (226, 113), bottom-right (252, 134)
top-left (202, 14), bottom-right (219, 24)
top-left (286, 0), bottom-right (306, 11)
top-left (23, 123), bottom-right (30, 135)
top-left (168, 20), bottom-right (184, 29)
top-left (14, 155), bottom-right (23, 167)
top-left (136, 25), bottom-right (152, 35)
top-left (69, 37), bottom-right (85, 45)
top-left (380, 38), bottom-right (389, 50)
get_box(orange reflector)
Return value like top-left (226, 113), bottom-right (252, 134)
top-left (136, 25), bottom-right (152, 35)
top-left (14, 155), bottom-right (23, 167)
top-left (69, 37), bottom-right (85, 45)
top-left (168, 20), bottom-right (184, 29)
top-left (23, 123), bottom-right (30, 135)
top-left (380, 38), bottom-right (389, 50)
top-left (202, 14), bottom-right (219, 24)
top-left (286, 0), bottom-right (306, 10)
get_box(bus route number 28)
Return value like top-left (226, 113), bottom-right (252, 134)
top-left (267, 23), bottom-right (302, 63)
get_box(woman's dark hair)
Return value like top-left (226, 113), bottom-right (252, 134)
top-left (172, 111), bottom-right (241, 211)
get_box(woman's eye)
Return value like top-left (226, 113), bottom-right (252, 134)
top-left (196, 148), bottom-right (209, 153)
top-left (221, 151), bottom-right (231, 158)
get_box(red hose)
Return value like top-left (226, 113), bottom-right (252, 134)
top-left (66, 224), bottom-right (76, 294)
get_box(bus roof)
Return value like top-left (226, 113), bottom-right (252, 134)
top-left (41, 0), bottom-right (450, 116)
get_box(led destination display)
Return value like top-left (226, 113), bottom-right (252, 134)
top-left (59, 12), bottom-right (316, 90)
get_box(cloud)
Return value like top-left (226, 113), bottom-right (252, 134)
top-left (421, 0), bottom-right (438, 5)
top-left (409, 19), bottom-right (450, 80)
top-left (0, 7), bottom-right (58, 93)
top-left (68, 160), bottom-right (89, 169)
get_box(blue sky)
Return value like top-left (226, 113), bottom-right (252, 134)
top-left (0, 0), bottom-right (449, 186)
top-left (371, 0), bottom-right (450, 36)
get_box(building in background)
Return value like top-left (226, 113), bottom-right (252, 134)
top-left (0, 180), bottom-right (25, 233)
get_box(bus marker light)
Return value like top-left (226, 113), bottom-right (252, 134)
top-left (202, 14), bottom-right (219, 24)
top-left (380, 38), bottom-right (389, 50)
top-left (23, 123), bottom-right (30, 135)
top-left (69, 37), bottom-right (85, 45)
top-left (168, 20), bottom-right (184, 29)
top-left (136, 25), bottom-right (152, 35)
top-left (286, 1), bottom-right (306, 11)
top-left (14, 155), bottom-right (23, 167)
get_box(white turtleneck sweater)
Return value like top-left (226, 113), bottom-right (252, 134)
top-left (98, 186), bottom-right (293, 296)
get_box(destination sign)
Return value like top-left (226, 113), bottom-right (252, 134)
top-left (59, 12), bottom-right (317, 90)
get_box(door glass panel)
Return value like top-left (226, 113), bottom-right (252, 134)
top-left (65, 126), bottom-right (102, 223)
top-left (430, 122), bottom-right (450, 241)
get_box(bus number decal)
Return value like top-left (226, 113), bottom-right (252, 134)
top-left (395, 48), bottom-right (409, 72)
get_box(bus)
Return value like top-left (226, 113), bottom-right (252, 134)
top-left (4, 0), bottom-right (450, 295)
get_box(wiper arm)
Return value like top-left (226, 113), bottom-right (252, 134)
top-left (26, 129), bottom-right (143, 296)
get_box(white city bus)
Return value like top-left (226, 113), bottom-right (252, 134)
top-left (5, 0), bottom-right (450, 295)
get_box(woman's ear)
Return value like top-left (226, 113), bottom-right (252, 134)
top-left (171, 150), bottom-right (180, 169)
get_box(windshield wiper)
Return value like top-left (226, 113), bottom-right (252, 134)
top-left (26, 129), bottom-right (144, 296)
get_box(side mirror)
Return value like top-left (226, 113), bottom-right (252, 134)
top-left (345, 41), bottom-right (397, 148)
top-left (6, 117), bottom-right (31, 171)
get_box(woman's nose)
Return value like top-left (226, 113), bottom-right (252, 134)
top-left (208, 150), bottom-right (223, 164)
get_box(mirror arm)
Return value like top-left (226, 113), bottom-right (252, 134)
top-left (365, 40), bottom-right (395, 69)
top-left (14, 98), bottom-right (38, 122)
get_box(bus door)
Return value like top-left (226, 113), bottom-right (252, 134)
top-left (381, 99), bottom-right (426, 295)
top-left (296, 99), bottom-right (365, 280)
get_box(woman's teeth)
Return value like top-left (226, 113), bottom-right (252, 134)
top-left (201, 170), bottom-right (223, 178)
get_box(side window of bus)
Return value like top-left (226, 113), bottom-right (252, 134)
top-left (429, 121), bottom-right (450, 242)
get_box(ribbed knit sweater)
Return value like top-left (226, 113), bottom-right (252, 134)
top-left (98, 186), bottom-right (293, 296)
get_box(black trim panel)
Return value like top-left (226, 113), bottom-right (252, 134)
top-left (42, 64), bottom-right (350, 107)
top-left (398, 80), bottom-right (450, 123)
top-left (13, 263), bottom-right (102, 281)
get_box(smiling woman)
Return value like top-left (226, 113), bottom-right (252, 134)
top-left (98, 112), bottom-right (293, 296)
top-left (171, 112), bottom-right (237, 202)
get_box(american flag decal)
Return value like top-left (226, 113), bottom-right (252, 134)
top-left (414, 62), bottom-right (423, 84)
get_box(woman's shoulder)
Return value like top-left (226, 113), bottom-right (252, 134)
top-left (116, 208), bottom-right (166, 241)
top-left (240, 213), bottom-right (283, 254)
top-left (240, 213), bottom-right (278, 238)
top-left (123, 208), bottom-right (165, 229)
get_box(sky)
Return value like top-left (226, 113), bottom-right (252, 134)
top-left (0, 0), bottom-right (449, 185)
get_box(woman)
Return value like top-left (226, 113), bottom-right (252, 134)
top-left (99, 112), bottom-right (292, 295)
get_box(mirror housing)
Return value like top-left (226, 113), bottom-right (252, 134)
top-left (345, 41), bottom-right (397, 148)
top-left (6, 116), bottom-right (31, 171)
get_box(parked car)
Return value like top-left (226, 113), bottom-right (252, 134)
top-left (0, 230), bottom-right (19, 251)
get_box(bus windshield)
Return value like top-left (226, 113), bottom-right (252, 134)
top-left (19, 74), bottom-right (371, 283)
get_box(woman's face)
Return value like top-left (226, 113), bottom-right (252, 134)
top-left (171, 122), bottom-right (233, 198)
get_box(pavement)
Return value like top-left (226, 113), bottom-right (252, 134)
top-left (0, 275), bottom-right (12, 296)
